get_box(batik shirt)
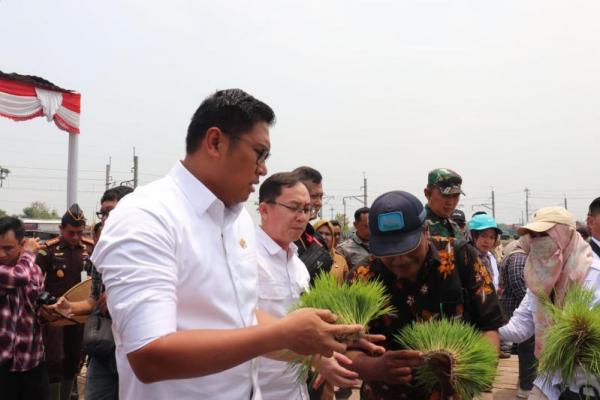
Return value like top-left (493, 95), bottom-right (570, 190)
top-left (347, 237), bottom-right (504, 399)
top-left (0, 251), bottom-right (45, 372)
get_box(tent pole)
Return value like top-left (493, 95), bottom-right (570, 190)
top-left (67, 133), bottom-right (78, 207)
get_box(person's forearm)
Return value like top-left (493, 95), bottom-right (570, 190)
top-left (483, 330), bottom-right (500, 352)
top-left (128, 322), bottom-right (288, 383)
top-left (346, 350), bottom-right (380, 382)
top-left (69, 298), bottom-right (96, 316)
top-left (0, 252), bottom-right (35, 289)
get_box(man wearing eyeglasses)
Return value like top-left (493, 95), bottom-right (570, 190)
top-left (91, 89), bottom-right (363, 400)
top-left (293, 166), bottom-right (334, 281)
top-left (256, 172), bottom-right (359, 399)
top-left (49, 185), bottom-right (133, 400)
top-left (96, 185), bottom-right (134, 226)
top-left (36, 204), bottom-right (93, 400)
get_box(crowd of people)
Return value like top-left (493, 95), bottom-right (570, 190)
top-left (1, 89), bottom-right (599, 400)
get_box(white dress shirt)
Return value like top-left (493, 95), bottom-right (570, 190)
top-left (255, 227), bottom-right (310, 400)
top-left (500, 257), bottom-right (600, 399)
top-left (92, 161), bottom-right (261, 400)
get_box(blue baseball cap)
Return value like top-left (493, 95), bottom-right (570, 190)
top-left (369, 191), bottom-right (427, 257)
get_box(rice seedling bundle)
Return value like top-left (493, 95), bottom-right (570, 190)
top-left (289, 272), bottom-right (395, 379)
top-left (294, 272), bottom-right (396, 335)
top-left (395, 319), bottom-right (498, 400)
top-left (537, 284), bottom-right (600, 388)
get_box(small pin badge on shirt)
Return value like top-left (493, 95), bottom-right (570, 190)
top-left (239, 238), bottom-right (247, 249)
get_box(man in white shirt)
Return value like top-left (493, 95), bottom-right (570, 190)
top-left (256, 172), bottom-right (360, 399)
top-left (499, 207), bottom-right (599, 400)
top-left (587, 197), bottom-right (600, 263)
top-left (91, 89), bottom-right (362, 400)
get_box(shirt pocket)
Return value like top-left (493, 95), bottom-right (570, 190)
top-left (258, 281), bottom-right (290, 301)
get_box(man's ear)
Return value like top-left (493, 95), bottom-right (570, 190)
top-left (424, 187), bottom-right (432, 200)
top-left (203, 127), bottom-right (226, 159)
top-left (258, 202), bottom-right (270, 223)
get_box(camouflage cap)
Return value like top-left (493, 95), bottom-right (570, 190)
top-left (427, 168), bottom-right (465, 195)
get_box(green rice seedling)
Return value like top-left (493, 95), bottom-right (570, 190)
top-left (289, 272), bottom-right (396, 381)
top-left (537, 284), bottom-right (600, 389)
top-left (294, 272), bottom-right (396, 334)
top-left (395, 319), bottom-right (498, 400)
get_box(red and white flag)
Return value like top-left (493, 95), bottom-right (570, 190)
top-left (0, 71), bottom-right (81, 134)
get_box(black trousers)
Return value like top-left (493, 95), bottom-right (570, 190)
top-left (0, 362), bottom-right (49, 400)
top-left (518, 335), bottom-right (537, 391)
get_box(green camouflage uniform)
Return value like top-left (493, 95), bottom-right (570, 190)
top-left (426, 205), bottom-right (464, 240)
top-left (426, 168), bottom-right (465, 240)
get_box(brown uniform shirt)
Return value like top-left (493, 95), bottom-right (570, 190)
top-left (36, 236), bottom-right (94, 382)
top-left (36, 237), bottom-right (94, 297)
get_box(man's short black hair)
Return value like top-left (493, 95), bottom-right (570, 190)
top-left (330, 220), bottom-right (341, 228)
top-left (259, 172), bottom-right (303, 204)
top-left (101, 185), bottom-right (134, 203)
top-left (577, 226), bottom-right (590, 240)
top-left (589, 197), bottom-right (600, 216)
top-left (292, 166), bottom-right (322, 185)
top-left (354, 207), bottom-right (370, 223)
top-left (93, 222), bottom-right (102, 236)
top-left (0, 216), bottom-right (25, 241)
top-left (186, 89), bottom-right (275, 154)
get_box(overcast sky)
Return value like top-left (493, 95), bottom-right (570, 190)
top-left (1, 0), bottom-right (598, 226)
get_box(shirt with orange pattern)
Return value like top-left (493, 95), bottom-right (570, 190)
top-left (347, 237), bottom-right (504, 400)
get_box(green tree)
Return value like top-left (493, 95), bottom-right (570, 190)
top-left (22, 201), bottom-right (60, 219)
top-left (0, 209), bottom-right (7, 218)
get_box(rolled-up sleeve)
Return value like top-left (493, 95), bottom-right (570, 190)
top-left (499, 291), bottom-right (535, 343)
top-left (92, 207), bottom-right (178, 355)
top-left (0, 251), bottom-right (36, 289)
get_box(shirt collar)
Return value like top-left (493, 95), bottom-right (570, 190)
top-left (257, 226), bottom-right (297, 257)
top-left (352, 231), bottom-right (368, 246)
top-left (169, 161), bottom-right (244, 223)
top-left (592, 237), bottom-right (600, 249)
top-left (425, 204), bottom-right (442, 221)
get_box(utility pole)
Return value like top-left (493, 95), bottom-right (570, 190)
top-left (361, 172), bottom-right (368, 207)
top-left (525, 188), bottom-right (530, 223)
top-left (472, 187), bottom-right (495, 217)
top-left (564, 194), bottom-right (568, 210)
top-left (491, 187), bottom-right (495, 218)
top-left (0, 166), bottom-right (9, 188)
top-left (330, 207), bottom-right (335, 220)
top-left (105, 157), bottom-right (112, 190)
top-left (132, 148), bottom-right (139, 188)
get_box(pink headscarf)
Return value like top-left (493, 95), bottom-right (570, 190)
top-left (523, 223), bottom-right (593, 356)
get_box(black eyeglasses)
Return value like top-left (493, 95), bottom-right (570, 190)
top-left (96, 211), bottom-right (109, 219)
top-left (270, 202), bottom-right (313, 215)
top-left (235, 136), bottom-right (270, 165)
